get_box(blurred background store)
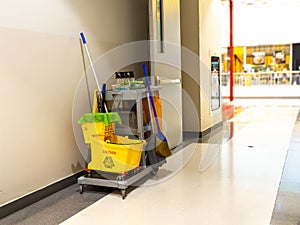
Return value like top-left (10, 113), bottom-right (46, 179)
top-left (220, 0), bottom-right (300, 98)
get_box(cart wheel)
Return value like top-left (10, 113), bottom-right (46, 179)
top-left (79, 185), bottom-right (84, 194)
top-left (121, 189), bottom-right (126, 200)
top-left (116, 175), bottom-right (125, 182)
top-left (87, 171), bottom-right (92, 178)
top-left (151, 167), bottom-right (158, 176)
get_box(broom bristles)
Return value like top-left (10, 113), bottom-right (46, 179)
top-left (155, 137), bottom-right (171, 157)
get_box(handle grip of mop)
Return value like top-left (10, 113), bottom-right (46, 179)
top-left (80, 32), bottom-right (87, 44)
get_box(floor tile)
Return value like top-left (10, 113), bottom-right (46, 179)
top-left (282, 151), bottom-right (300, 182)
top-left (271, 218), bottom-right (300, 225)
top-left (61, 106), bottom-right (298, 225)
top-left (278, 180), bottom-right (300, 197)
top-left (0, 184), bottom-right (112, 225)
top-left (2, 102), bottom-right (299, 225)
top-left (273, 194), bottom-right (300, 217)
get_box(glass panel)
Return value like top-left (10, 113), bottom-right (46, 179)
top-left (211, 56), bottom-right (221, 111)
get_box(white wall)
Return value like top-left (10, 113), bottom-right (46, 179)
top-left (221, 2), bottom-right (300, 47)
top-left (0, 0), bottom-right (148, 206)
top-left (181, 0), bottom-right (201, 133)
top-left (199, 0), bottom-right (223, 131)
top-left (181, 0), bottom-right (223, 133)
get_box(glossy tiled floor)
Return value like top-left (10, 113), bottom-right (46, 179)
top-left (271, 107), bottom-right (300, 225)
top-left (61, 100), bottom-right (300, 225)
top-left (1, 99), bottom-right (299, 225)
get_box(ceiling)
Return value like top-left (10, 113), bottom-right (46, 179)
top-left (243, 0), bottom-right (300, 5)
top-left (221, 0), bottom-right (300, 6)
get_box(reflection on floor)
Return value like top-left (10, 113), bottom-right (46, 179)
top-left (271, 109), bottom-right (300, 225)
top-left (61, 100), bottom-right (299, 225)
top-left (0, 99), bottom-right (299, 225)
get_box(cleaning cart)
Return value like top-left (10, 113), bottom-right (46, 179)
top-left (77, 89), bottom-right (165, 199)
top-left (77, 32), bottom-right (166, 199)
top-left (77, 111), bottom-right (148, 199)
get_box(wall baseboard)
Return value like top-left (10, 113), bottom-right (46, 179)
top-left (0, 170), bottom-right (86, 219)
top-left (183, 121), bottom-right (223, 139)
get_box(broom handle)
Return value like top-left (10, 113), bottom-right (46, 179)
top-left (146, 93), bottom-right (155, 133)
top-left (143, 64), bottom-right (162, 134)
top-left (80, 32), bottom-right (108, 113)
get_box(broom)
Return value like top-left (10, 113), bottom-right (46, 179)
top-left (142, 64), bottom-right (171, 157)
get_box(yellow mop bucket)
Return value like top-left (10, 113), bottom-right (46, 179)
top-left (88, 135), bottom-right (146, 173)
top-left (78, 113), bottom-right (145, 173)
top-left (78, 112), bottom-right (122, 142)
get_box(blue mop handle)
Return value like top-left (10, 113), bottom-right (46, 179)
top-left (142, 64), bottom-right (163, 135)
top-left (80, 32), bottom-right (107, 112)
top-left (80, 32), bottom-right (87, 44)
top-left (79, 32), bottom-right (101, 91)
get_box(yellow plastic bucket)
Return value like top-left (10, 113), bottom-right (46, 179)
top-left (88, 135), bottom-right (146, 173)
